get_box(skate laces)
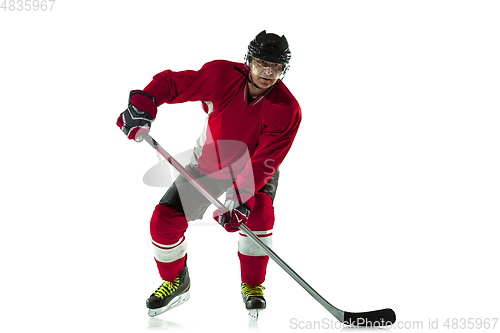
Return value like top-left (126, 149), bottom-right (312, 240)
top-left (242, 283), bottom-right (265, 298)
top-left (153, 278), bottom-right (179, 299)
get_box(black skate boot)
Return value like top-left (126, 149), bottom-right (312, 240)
top-left (241, 283), bottom-right (266, 320)
top-left (146, 263), bottom-right (190, 317)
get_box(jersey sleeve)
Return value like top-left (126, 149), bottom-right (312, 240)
top-left (142, 61), bottom-right (219, 107)
top-left (235, 102), bottom-right (302, 193)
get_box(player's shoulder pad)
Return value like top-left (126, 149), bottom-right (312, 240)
top-left (199, 60), bottom-right (246, 99)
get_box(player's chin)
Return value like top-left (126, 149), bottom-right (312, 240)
top-left (258, 77), bottom-right (275, 87)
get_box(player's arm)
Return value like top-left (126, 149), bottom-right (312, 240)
top-left (116, 61), bottom-right (218, 140)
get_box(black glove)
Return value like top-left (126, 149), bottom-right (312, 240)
top-left (116, 90), bottom-right (158, 142)
top-left (213, 187), bottom-right (255, 232)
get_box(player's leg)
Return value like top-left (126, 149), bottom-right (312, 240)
top-left (150, 203), bottom-right (189, 282)
top-left (238, 192), bottom-right (275, 285)
top-left (152, 165), bottom-right (228, 279)
top-left (147, 196), bottom-right (191, 316)
top-left (147, 165), bottom-right (230, 316)
top-left (238, 170), bottom-right (279, 319)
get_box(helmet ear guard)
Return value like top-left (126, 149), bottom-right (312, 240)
top-left (245, 30), bottom-right (291, 80)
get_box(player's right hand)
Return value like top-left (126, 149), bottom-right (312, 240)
top-left (116, 104), bottom-right (154, 141)
top-left (116, 90), bottom-right (158, 141)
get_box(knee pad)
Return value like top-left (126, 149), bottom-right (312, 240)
top-left (150, 204), bottom-right (189, 246)
top-left (246, 192), bottom-right (275, 231)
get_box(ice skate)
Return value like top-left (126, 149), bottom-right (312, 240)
top-left (146, 264), bottom-right (190, 317)
top-left (241, 283), bottom-right (266, 320)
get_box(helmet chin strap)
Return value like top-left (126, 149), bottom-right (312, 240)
top-left (248, 75), bottom-right (263, 89)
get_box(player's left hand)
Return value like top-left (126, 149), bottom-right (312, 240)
top-left (213, 186), bottom-right (255, 232)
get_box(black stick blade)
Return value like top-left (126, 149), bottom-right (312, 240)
top-left (343, 308), bottom-right (396, 326)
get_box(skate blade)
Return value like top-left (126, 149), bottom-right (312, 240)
top-left (248, 309), bottom-right (261, 320)
top-left (148, 292), bottom-right (190, 317)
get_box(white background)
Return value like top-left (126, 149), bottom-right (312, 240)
top-left (1, 1), bottom-right (499, 332)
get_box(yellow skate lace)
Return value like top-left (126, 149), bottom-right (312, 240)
top-left (242, 283), bottom-right (265, 298)
top-left (153, 278), bottom-right (179, 299)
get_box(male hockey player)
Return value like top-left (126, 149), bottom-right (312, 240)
top-left (117, 30), bottom-right (301, 319)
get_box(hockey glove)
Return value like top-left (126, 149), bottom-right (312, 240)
top-left (213, 186), bottom-right (255, 232)
top-left (116, 90), bottom-right (158, 142)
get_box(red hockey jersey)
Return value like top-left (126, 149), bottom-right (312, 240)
top-left (138, 60), bottom-right (301, 193)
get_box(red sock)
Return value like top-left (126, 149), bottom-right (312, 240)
top-left (239, 252), bottom-right (270, 285)
top-left (150, 204), bottom-right (189, 281)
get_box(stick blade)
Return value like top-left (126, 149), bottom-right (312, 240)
top-left (343, 308), bottom-right (396, 326)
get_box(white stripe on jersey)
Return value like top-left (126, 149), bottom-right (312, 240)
top-left (190, 101), bottom-right (214, 167)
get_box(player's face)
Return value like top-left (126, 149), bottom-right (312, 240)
top-left (249, 58), bottom-right (283, 89)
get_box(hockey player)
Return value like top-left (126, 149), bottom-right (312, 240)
top-left (117, 30), bottom-right (301, 319)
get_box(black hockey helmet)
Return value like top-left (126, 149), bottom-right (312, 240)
top-left (245, 30), bottom-right (291, 77)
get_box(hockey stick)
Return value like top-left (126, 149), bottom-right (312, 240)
top-left (139, 132), bottom-right (396, 326)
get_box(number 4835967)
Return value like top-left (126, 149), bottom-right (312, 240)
top-left (1, 0), bottom-right (56, 11)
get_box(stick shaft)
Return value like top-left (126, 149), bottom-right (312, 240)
top-left (140, 132), bottom-right (344, 321)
